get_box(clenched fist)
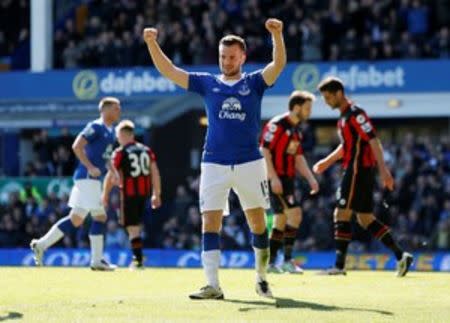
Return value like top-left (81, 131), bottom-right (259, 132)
top-left (143, 28), bottom-right (158, 44)
top-left (265, 18), bottom-right (283, 34)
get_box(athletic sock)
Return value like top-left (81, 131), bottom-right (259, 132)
top-left (269, 228), bottom-right (284, 264)
top-left (367, 220), bottom-right (403, 260)
top-left (334, 221), bottom-right (352, 270)
top-left (38, 215), bottom-right (74, 250)
top-left (283, 225), bottom-right (297, 262)
top-left (89, 220), bottom-right (105, 265)
top-left (130, 237), bottom-right (143, 264)
top-left (202, 232), bottom-right (220, 288)
top-left (252, 229), bottom-right (269, 281)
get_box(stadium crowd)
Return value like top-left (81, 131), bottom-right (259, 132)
top-left (1, 131), bottom-right (449, 253)
top-left (55, 0), bottom-right (450, 68)
top-left (1, 0), bottom-right (450, 69)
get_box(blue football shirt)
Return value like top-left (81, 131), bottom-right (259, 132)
top-left (188, 70), bottom-right (269, 165)
top-left (73, 118), bottom-right (115, 180)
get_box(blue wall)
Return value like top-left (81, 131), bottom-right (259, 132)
top-left (1, 60), bottom-right (449, 102)
top-left (1, 249), bottom-right (449, 272)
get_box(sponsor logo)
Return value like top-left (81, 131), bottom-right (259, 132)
top-left (292, 64), bottom-right (406, 92)
top-left (73, 70), bottom-right (177, 99)
top-left (292, 64), bottom-right (321, 92)
top-left (176, 251), bottom-right (251, 267)
top-left (238, 83), bottom-right (251, 96)
top-left (73, 70), bottom-right (99, 100)
top-left (219, 97), bottom-right (246, 121)
top-left (100, 71), bottom-right (177, 96)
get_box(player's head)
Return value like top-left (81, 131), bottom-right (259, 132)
top-left (317, 77), bottom-right (345, 109)
top-left (99, 97), bottom-right (121, 123)
top-left (115, 119), bottom-right (135, 146)
top-left (288, 90), bottom-right (315, 122)
top-left (219, 35), bottom-right (246, 78)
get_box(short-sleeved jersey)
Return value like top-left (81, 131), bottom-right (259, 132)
top-left (73, 118), bottom-right (115, 180)
top-left (260, 113), bottom-right (303, 178)
top-left (112, 141), bottom-right (156, 198)
top-left (188, 70), bottom-right (270, 165)
top-left (338, 104), bottom-right (377, 169)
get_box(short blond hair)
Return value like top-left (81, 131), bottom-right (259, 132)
top-left (98, 97), bottom-right (120, 111)
top-left (115, 119), bottom-right (135, 135)
top-left (288, 90), bottom-right (315, 111)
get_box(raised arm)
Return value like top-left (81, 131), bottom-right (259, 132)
top-left (261, 18), bottom-right (287, 86)
top-left (143, 28), bottom-right (189, 89)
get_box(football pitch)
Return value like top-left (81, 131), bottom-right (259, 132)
top-left (1, 268), bottom-right (449, 323)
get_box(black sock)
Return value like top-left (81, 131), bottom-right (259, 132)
top-left (367, 220), bottom-right (403, 260)
top-left (269, 229), bottom-right (284, 264)
top-left (284, 225), bottom-right (297, 262)
top-left (130, 237), bottom-right (143, 264)
top-left (334, 221), bottom-right (352, 270)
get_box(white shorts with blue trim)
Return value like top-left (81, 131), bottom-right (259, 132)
top-left (68, 179), bottom-right (104, 216)
top-left (199, 158), bottom-right (270, 213)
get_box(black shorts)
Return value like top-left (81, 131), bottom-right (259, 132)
top-left (121, 196), bottom-right (148, 227)
top-left (269, 176), bottom-right (301, 214)
top-left (337, 167), bottom-right (375, 213)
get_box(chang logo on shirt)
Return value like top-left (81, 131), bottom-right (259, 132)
top-left (219, 97), bottom-right (246, 121)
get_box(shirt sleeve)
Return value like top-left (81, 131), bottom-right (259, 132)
top-left (112, 149), bottom-right (123, 169)
top-left (148, 148), bottom-right (157, 162)
top-left (261, 122), bottom-right (283, 150)
top-left (80, 122), bottom-right (98, 143)
top-left (350, 111), bottom-right (377, 141)
top-left (248, 69), bottom-right (271, 95)
top-left (188, 72), bottom-right (211, 96)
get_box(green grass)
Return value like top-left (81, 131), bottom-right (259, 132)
top-left (1, 268), bottom-right (449, 323)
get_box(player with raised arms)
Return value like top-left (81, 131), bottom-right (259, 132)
top-left (143, 18), bottom-right (286, 299)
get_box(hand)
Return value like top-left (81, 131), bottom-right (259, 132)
top-left (270, 176), bottom-right (283, 195)
top-left (88, 166), bottom-right (101, 178)
top-left (380, 168), bottom-right (395, 191)
top-left (312, 160), bottom-right (329, 174)
top-left (309, 179), bottom-right (319, 195)
top-left (101, 192), bottom-right (109, 208)
top-left (143, 28), bottom-right (158, 44)
top-left (151, 195), bottom-right (161, 209)
top-left (265, 18), bottom-right (283, 34)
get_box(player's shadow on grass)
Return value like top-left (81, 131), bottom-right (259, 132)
top-left (223, 297), bottom-right (393, 316)
top-left (0, 312), bottom-right (23, 321)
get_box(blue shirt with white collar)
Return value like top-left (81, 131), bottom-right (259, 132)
top-left (188, 70), bottom-right (269, 165)
top-left (73, 118), bottom-right (115, 180)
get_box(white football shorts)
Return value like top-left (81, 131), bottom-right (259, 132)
top-left (68, 179), bottom-right (104, 216)
top-left (199, 158), bottom-right (270, 213)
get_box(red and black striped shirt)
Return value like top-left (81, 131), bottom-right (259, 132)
top-left (338, 104), bottom-right (377, 170)
top-left (260, 113), bottom-right (303, 178)
top-left (112, 141), bottom-right (156, 198)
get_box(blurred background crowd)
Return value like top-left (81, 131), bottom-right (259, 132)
top-left (1, 129), bottom-right (449, 253)
top-left (0, 0), bottom-right (449, 254)
top-left (1, 0), bottom-right (449, 70)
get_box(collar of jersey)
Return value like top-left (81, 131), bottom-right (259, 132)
top-left (215, 73), bottom-right (246, 87)
top-left (94, 117), bottom-right (114, 133)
